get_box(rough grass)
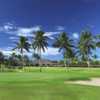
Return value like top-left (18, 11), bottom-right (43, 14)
top-left (0, 67), bottom-right (100, 100)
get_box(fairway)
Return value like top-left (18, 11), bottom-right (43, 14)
top-left (0, 68), bottom-right (100, 100)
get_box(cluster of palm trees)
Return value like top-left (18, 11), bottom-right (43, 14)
top-left (12, 30), bottom-right (100, 69)
top-left (13, 31), bottom-right (49, 70)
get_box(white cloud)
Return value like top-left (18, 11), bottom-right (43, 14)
top-left (45, 32), bottom-right (58, 36)
top-left (17, 26), bottom-right (41, 37)
top-left (0, 22), bottom-right (41, 37)
top-left (9, 36), bottom-right (19, 40)
top-left (2, 50), bottom-right (12, 55)
top-left (3, 23), bottom-right (15, 30)
top-left (0, 47), bottom-right (13, 56)
top-left (1, 46), bottom-right (60, 57)
top-left (1, 50), bottom-right (20, 56)
top-left (13, 26), bottom-right (41, 37)
top-left (29, 47), bottom-right (60, 56)
top-left (56, 26), bottom-right (65, 31)
top-left (44, 32), bottom-right (59, 39)
top-left (0, 23), bottom-right (16, 35)
top-left (4, 25), bottom-right (13, 30)
top-left (0, 46), bottom-right (22, 56)
top-left (0, 22), bottom-right (60, 39)
top-left (42, 47), bottom-right (60, 56)
top-left (17, 32), bottom-right (33, 37)
top-left (73, 33), bottom-right (79, 39)
top-left (25, 47), bottom-right (60, 56)
top-left (18, 28), bottom-right (33, 34)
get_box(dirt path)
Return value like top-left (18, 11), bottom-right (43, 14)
top-left (66, 78), bottom-right (100, 86)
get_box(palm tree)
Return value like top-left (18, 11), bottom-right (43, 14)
top-left (0, 52), bottom-right (5, 70)
top-left (78, 31), bottom-right (96, 67)
top-left (13, 36), bottom-right (30, 67)
top-left (92, 54), bottom-right (98, 63)
top-left (64, 49), bottom-right (76, 66)
top-left (0, 51), bottom-right (4, 65)
top-left (9, 52), bottom-right (18, 67)
top-left (53, 32), bottom-right (74, 69)
top-left (96, 42), bottom-right (100, 47)
top-left (32, 31), bottom-right (49, 72)
top-left (95, 34), bottom-right (100, 47)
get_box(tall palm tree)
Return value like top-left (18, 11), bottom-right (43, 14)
top-left (53, 32), bottom-right (74, 68)
top-left (13, 36), bottom-right (30, 67)
top-left (32, 31), bottom-right (49, 72)
top-left (78, 31), bottom-right (96, 67)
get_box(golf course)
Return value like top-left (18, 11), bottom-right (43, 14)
top-left (0, 67), bottom-right (100, 100)
top-left (0, 0), bottom-right (100, 100)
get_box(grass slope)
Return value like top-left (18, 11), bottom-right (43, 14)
top-left (0, 68), bottom-right (100, 100)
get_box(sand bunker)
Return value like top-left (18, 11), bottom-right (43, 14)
top-left (66, 78), bottom-right (100, 86)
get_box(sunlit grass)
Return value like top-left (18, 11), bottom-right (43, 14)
top-left (0, 67), bottom-right (100, 100)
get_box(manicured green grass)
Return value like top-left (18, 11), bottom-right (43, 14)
top-left (0, 67), bottom-right (100, 100)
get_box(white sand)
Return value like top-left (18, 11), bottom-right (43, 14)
top-left (66, 78), bottom-right (100, 86)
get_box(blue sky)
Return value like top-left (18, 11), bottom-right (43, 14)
top-left (0, 0), bottom-right (100, 60)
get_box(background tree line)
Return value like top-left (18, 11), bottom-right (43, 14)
top-left (0, 30), bottom-right (100, 69)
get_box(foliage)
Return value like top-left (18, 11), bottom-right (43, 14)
top-left (13, 36), bottom-right (30, 66)
top-left (32, 31), bottom-right (49, 71)
top-left (53, 32), bottom-right (74, 67)
top-left (77, 31), bottom-right (96, 66)
top-left (0, 30), bottom-right (100, 67)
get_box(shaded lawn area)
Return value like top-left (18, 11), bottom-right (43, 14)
top-left (0, 68), bottom-right (100, 100)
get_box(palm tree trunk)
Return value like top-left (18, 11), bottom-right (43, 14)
top-left (67, 59), bottom-right (70, 72)
top-left (21, 50), bottom-right (24, 68)
top-left (39, 49), bottom-right (42, 72)
top-left (0, 64), bottom-right (1, 72)
top-left (67, 63), bottom-right (70, 72)
top-left (64, 57), bottom-right (67, 71)
top-left (87, 56), bottom-right (90, 68)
